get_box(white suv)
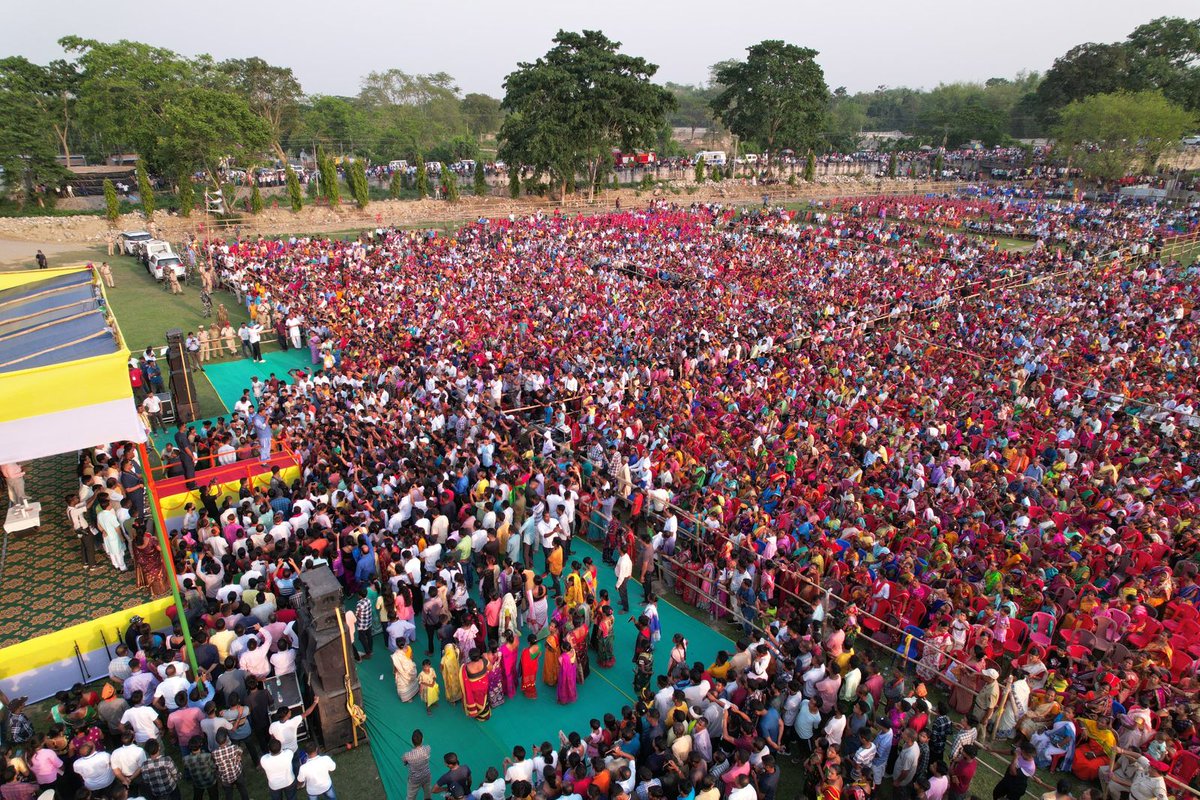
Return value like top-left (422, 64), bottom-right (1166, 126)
top-left (148, 252), bottom-right (185, 281)
top-left (119, 230), bottom-right (152, 255)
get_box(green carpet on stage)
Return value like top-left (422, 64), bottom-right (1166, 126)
top-left (200, 349), bottom-right (313, 413)
top-left (149, 348), bottom-right (313, 452)
top-left (352, 538), bottom-right (734, 800)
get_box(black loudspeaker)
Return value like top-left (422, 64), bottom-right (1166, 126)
top-left (293, 566), bottom-right (362, 749)
top-left (310, 684), bottom-right (363, 749)
top-left (165, 328), bottom-right (198, 423)
top-left (295, 567), bottom-right (345, 631)
top-left (308, 628), bottom-right (358, 694)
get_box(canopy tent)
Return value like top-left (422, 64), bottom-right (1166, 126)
top-left (0, 267), bottom-right (145, 463)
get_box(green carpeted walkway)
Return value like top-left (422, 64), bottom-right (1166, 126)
top-left (150, 348), bottom-right (313, 452)
top-left (353, 538), bottom-right (733, 800)
top-left (202, 348), bottom-right (313, 411)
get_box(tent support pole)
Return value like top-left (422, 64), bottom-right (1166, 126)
top-left (138, 441), bottom-right (200, 678)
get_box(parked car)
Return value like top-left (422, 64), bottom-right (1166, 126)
top-left (139, 239), bottom-right (173, 266)
top-left (148, 252), bottom-right (185, 281)
top-left (1183, 135), bottom-right (1200, 146)
top-left (119, 231), bottom-right (153, 256)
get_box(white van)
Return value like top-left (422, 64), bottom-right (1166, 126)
top-left (389, 160), bottom-right (409, 170)
top-left (695, 151), bottom-right (727, 166)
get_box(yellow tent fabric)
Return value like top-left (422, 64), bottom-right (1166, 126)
top-left (0, 267), bottom-right (145, 462)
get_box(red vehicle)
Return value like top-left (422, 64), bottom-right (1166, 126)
top-left (612, 150), bottom-right (657, 167)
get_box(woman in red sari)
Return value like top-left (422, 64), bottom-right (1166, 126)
top-left (460, 648), bottom-right (491, 721)
top-left (571, 613), bottom-right (590, 684)
top-left (520, 634), bottom-right (541, 698)
top-left (133, 530), bottom-right (169, 596)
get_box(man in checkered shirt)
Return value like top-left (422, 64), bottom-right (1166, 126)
top-left (212, 729), bottom-right (249, 800)
top-left (355, 587), bottom-right (375, 658)
top-left (140, 738), bottom-right (181, 799)
top-left (182, 735), bottom-right (219, 797)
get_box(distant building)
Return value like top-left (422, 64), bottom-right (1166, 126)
top-left (105, 153), bottom-right (140, 167)
top-left (55, 154), bottom-right (88, 168)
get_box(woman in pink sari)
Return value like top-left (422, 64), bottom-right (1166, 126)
top-left (501, 631), bottom-right (520, 698)
top-left (557, 627), bottom-right (579, 705)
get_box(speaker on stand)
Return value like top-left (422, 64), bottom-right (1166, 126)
top-left (164, 328), bottom-right (198, 423)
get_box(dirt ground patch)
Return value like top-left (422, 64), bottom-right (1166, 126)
top-left (0, 240), bottom-right (101, 269)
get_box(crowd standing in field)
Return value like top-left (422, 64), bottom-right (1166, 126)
top-left (5, 189), bottom-right (1200, 800)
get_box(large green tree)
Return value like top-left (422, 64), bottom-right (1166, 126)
top-left (355, 70), bottom-right (466, 160)
top-left (1031, 17), bottom-right (1200, 123)
top-left (208, 57), bottom-right (302, 161)
top-left (915, 83), bottom-right (1011, 147)
top-left (59, 37), bottom-right (193, 161)
top-left (154, 87), bottom-right (271, 186)
top-left (299, 96), bottom-right (369, 153)
top-left (710, 40), bottom-right (829, 169)
top-left (498, 30), bottom-right (674, 200)
top-left (461, 93), bottom-right (504, 138)
top-left (1053, 90), bottom-right (1195, 180)
top-left (0, 57), bottom-right (80, 166)
top-left (0, 67), bottom-right (67, 204)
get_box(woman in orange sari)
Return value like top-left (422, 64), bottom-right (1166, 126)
top-left (461, 648), bottom-right (491, 720)
top-left (520, 634), bottom-right (541, 698)
top-left (543, 628), bottom-right (561, 687)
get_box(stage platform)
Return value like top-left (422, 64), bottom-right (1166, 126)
top-left (0, 452), bottom-right (150, 647)
top-left (352, 538), bottom-right (735, 800)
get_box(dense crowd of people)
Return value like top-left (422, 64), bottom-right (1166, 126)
top-left (4, 188), bottom-right (1199, 800)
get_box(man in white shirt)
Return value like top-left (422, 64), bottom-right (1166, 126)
top-left (153, 665), bottom-right (190, 711)
top-left (110, 730), bottom-right (147, 786)
top-left (536, 510), bottom-right (561, 550)
top-left (728, 774), bottom-right (757, 800)
top-left (614, 549), bottom-right (633, 613)
top-left (248, 322), bottom-right (264, 362)
top-left (297, 741), bottom-right (337, 799)
top-left (120, 697), bottom-right (162, 744)
top-left (73, 742), bottom-right (114, 794)
top-left (260, 739), bottom-right (296, 796)
top-left (141, 393), bottom-right (163, 433)
top-left (503, 746), bottom-right (535, 784)
top-left (269, 700), bottom-right (318, 754)
top-left (216, 439), bottom-right (238, 465)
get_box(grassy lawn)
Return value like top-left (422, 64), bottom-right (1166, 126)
top-left (96, 248), bottom-right (271, 420)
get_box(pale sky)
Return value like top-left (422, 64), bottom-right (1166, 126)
top-left (4, 0), bottom-right (1197, 97)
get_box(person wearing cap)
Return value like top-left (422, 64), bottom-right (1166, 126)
top-left (971, 669), bottom-right (1000, 728)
